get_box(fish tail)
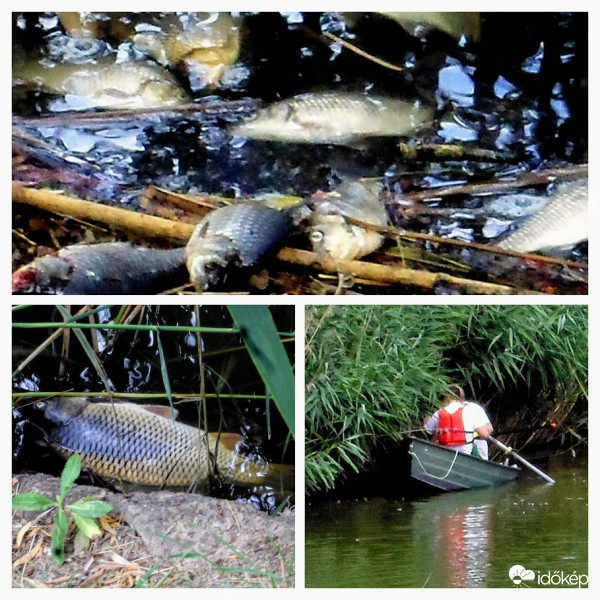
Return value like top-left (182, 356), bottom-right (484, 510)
top-left (210, 432), bottom-right (294, 490)
top-left (261, 463), bottom-right (296, 492)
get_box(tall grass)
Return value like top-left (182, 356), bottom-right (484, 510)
top-left (305, 305), bottom-right (587, 493)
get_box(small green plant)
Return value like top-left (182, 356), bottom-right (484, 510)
top-left (12, 454), bottom-right (113, 565)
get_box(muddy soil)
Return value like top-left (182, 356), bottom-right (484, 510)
top-left (12, 473), bottom-right (294, 588)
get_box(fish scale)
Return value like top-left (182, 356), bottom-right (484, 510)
top-left (185, 203), bottom-right (292, 290)
top-left (496, 178), bottom-right (588, 253)
top-left (230, 91), bottom-right (433, 145)
top-left (42, 398), bottom-right (285, 488)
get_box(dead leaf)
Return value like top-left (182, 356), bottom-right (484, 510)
top-left (15, 520), bottom-right (34, 548)
top-left (14, 538), bottom-right (44, 567)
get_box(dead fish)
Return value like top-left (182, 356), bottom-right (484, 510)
top-left (12, 243), bottom-right (186, 295)
top-left (185, 203), bottom-right (292, 291)
top-left (230, 92), bottom-right (433, 145)
top-left (13, 59), bottom-right (190, 110)
top-left (57, 12), bottom-right (133, 41)
top-left (376, 12), bottom-right (481, 41)
top-left (495, 178), bottom-right (588, 253)
top-left (133, 12), bottom-right (241, 91)
top-left (480, 192), bottom-right (550, 219)
top-left (38, 397), bottom-right (294, 490)
top-left (306, 180), bottom-right (388, 260)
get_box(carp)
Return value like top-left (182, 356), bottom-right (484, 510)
top-left (12, 243), bottom-right (187, 295)
top-left (13, 59), bottom-right (190, 111)
top-left (185, 203), bottom-right (293, 291)
top-left (375, 12), bottom-right (481, 41)
top-left (495, 178), bottom-right (588, 253)
top-left (38, 397), bottom-right (294, 491)
top-left (306, 180), bottom-right (388, 260)
top-left (133, 12), bottom-right (241, 91)
top-left (230, 92), bottom-right (433, 146)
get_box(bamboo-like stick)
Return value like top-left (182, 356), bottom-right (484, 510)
top-left (12, 182), bottom-right (195, 244)
top-left (488, 435), bottom-right (555, 484)
top-left (275, 247), bottom-right (521, 295)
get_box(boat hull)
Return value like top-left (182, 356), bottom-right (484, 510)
top-left (406, 436), bottom-right (520, 492)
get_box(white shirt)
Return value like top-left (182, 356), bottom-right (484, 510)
top-left (424, 400), bottom-right (492, 459)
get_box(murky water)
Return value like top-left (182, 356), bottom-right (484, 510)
top-left (305, 455), bottom-right (587, 588)
top-left (12, 305), bottom-right (295, 511)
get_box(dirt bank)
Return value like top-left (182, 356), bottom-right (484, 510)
top-left (12, 473), bottom-right (294, 588)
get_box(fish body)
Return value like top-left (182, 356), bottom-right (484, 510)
top-left (482, 192), bottom-right (550, 219)
top-left (13, 59), bottom-right (190, 110)
top-left (57, 11), bottom-right (241, 91)
top-left (40, 397), bottom-right (293, 490)
top-left (306, 181), bottom-right (388, 260)
top-left (230, 92), bottom-right (432, 145)
top-left (185, 203), bottom-right (292, 290)
top-left (12, 243), bottom-right (186, 295)
top-left (377, 12), bottom-right (481, 41)
top-left (496, 178), bottom-right (588, 253)
top-left (133, 13), bottom-right (241, 91)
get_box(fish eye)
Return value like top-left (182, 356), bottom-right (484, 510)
top-left (309, 230), bottom-right (324, 243)
top-left (35, 401), bottom-right (46, 410)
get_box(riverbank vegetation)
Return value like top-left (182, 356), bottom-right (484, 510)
top-left (305, 305), bottom-right (587, 493)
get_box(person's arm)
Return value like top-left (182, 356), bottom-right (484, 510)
top-left (468, 403), bottom-right (493, 439)
top-left (423, 411), bottom-right (439, 433)
top-left (475, 422), bottom-right (493, 439)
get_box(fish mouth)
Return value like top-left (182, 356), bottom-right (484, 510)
top-left (188, 255), bottom-right (229, 290)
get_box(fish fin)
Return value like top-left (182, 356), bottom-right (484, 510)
top-left (263, 463), bottom-right (295, 492)
top-left (208, 432), bottom-right (245, 451)
top-left (138, 404), bottom-right (179, 419)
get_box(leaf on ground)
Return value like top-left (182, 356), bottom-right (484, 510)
top-left (15, 520), bottom-right (34, 548)
top-left (14, 538), bottom-right (44, 567)
top-left (69, 500), bottom-right (113, 518)
top-left (99, 514), bottom-right (120, 536)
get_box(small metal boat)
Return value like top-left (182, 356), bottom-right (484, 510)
top-left (405, 436), bottom-right (521, 492)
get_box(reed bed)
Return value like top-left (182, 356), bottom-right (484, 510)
top-left (305, 305), bottom-right (587, 493)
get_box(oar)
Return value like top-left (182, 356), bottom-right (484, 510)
top-left (488, 435), bottom-right (555, 484)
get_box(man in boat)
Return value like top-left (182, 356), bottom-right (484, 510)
top-left (423, 385), bottom-right (494, 459)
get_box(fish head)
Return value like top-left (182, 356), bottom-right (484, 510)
top-left (12, 255), bottom-right (71, 294)
top-left (230, 102), bottom-right (307, 142)
top-left (309, 215), bottom-right (384, 261)
top-left (187, 253), bottom-right (229, 290)
top-left (185, 221), bottom-right (234, 290)
top-left (36, 397), bottom-right (88, 425)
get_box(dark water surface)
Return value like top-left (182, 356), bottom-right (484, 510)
top-left (13, 305), bottom-right (295, 510)
top-left (305, 455), bottom-right (587, 588)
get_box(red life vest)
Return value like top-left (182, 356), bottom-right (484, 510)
top-left (437, 406), bottom-right (467, 445)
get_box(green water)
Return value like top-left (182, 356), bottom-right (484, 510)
top-left (305, 456), bottom-right (587, 588)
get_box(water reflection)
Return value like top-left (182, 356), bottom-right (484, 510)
top-left (411, 487), bottom-right (504, 587)
top-left (305, 458), bottom-right (587, 588)
top-left (434, 501), bottom-right (491, 586)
